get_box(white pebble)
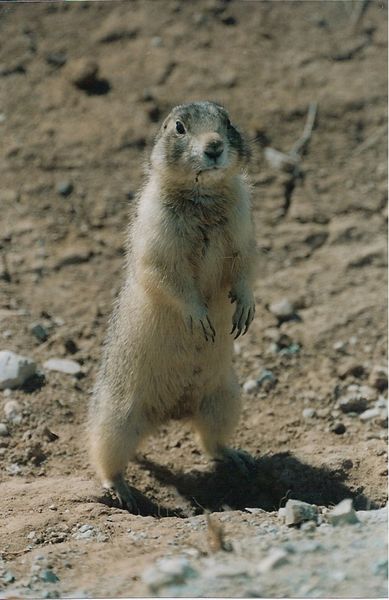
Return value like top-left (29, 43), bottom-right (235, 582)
top-left (302, 407), bottom-right (316, 419)
top-left (360, 407), bottom-right (381, 421)
top-left (43, 358), bottom-right (82, 376)
top-left (4, 400), bottom-right (22, 424)
top-left (243, 379), bottom-right (259, 394)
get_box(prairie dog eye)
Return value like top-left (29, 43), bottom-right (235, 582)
top-left (175, 121), bottom-right (186, 135)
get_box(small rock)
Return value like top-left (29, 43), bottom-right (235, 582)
top-left (40, 569), bottom-right (59, 583)
top-left (243, 379), bottom-right (259, 394)
top-left (4, 399), bottom-right (22, 424)
top-left (30, 323), bottom-right (49, 343)
top-left (337, 360), bottom-right (366, 380)
top-left (257, 369), bottom-right (276, 391)
top-left (64, 338), bottom-right (78, 354)
top-left (302, 407), bottom-right (316, 419)
top-left (269, 297), bottom-right (295, 320)
top-left (0, 350), bottom-right (36, 389)
top-left (258, 548), bottom-right (289, 572)
top-left (338, 392), bottom-right (368, 414)
top-left (284, 499), bottom-right (318, 526)
top-left (369, 365), bottom-right (388, 391)
top-left (330, 422), bottom-right (346, 434)
top-left (43, 358), bottom-right (82, 376)
top-left (359, 407), bottom-right (381, 421)
top-left (333, 340), bottom-right (347, 353)
top-left (151, 36), bottom-right (163, 47)
top-left (329, 498), bottom-right (359, 526)
top-left (45, 51), bottom-right (67, 68)
top-left (57, 181), bottom-right (73, 197)
top-left (0, 422), bottom-right (9, 436)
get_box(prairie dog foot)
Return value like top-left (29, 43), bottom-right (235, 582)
top-left (103, 475), bottom-right (138, 513)
top-left (214, 447), bottom-right (256, 477)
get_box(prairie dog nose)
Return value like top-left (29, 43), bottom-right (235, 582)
top-left (204, 135), bottom-right (224, 160)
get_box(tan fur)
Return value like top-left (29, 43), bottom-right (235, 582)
top-left (89, 102), bottom-right (257, 506)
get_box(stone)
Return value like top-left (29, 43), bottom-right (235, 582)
top-left (359, 407), bottom-right (381, 421)
top-left (330, 422), bottom-right (346, 434)
top-left (0, 350), bottom-right (36, 389)
top-left (258, 548), bottom-right (289, 572)
top-left (4, 400), bottom-right (22, 424)
top-left (257, 369), bottom-right (276, 390)
top-left (40, 569), bottom-right (59, 583)
top-left (337, 360), bottom-right (366, 380)
top-left (269, 297), bottom-right (295, 319)
top-left (0, 422), bottom-right (9, 436)
top-left (302, 407), bottom-right (316, 419)
top-left (43, 358), bottom-right (82, 376)
top-left (30, 323), bottom-right (49, 343)
top-left (57, 181), bottom-right (73, 197)
top-left (338, 392), bottom-right (368, 414)
top-left (45, 51), bottom-right (67, 68)
top-left (369, 366), bottom-right (388, 391)
top-left (243, 379), bottom-right (259, 394)
top-left (284, 499), bottom-right (318, 526)
top-left (329, 498), bottom-right (359, 526)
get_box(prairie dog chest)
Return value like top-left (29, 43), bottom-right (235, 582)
top-left (177, 202), bottom-right (232, 286)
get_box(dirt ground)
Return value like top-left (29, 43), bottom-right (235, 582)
top-left (0, 0), bottom-right (387, 598)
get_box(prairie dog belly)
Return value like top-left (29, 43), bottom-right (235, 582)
top-left (122, 285), bottom-right (234, 420)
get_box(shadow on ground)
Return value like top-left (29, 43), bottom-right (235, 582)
top-left (98, 452), bottom-right (377, 517)
top-left (142, 452), bottom-right (377, 513)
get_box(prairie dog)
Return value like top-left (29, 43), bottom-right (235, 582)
top-left (89, 101), bottom-right (257, 511)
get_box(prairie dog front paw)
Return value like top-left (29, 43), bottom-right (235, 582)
top-left (229, 289), bottom-right (255, 338)
top-left (187, 304), bottom-right (216, 342)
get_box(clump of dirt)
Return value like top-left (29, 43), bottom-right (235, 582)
top-left (0, 1), bottom-right (387, 597)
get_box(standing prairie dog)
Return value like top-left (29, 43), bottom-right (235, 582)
top-left (89, 101), bottom-right (257, 511)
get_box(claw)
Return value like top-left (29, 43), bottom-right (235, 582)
top-left (105, 476), bottom-right (138, 513)
top-left (200, 320), bottom-right (209, 342)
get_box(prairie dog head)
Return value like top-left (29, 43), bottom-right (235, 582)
top-left (151, 101), bottom-right (250, 183)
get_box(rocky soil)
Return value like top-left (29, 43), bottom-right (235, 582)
top-left (0, 1), bottom-right (387, 598)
